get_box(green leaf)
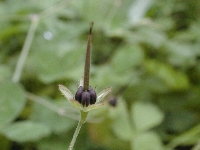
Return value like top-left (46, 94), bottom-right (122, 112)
top-left (1, 121), bottom-right (51, 142)
top-left (165, 110), bottom-right (196, 133)
top-left (0, 81), bottom-right (26, 128)
top-left (136, 27), bottom-right (166, 48)
top-left (0, 65), bottom-right (12, 81)
top-left (111, 44), bottom-right (144, 75)
top-left (131, 131), bottom-right (164, 150)
top-left (30, 101), bottom-right (76, 134)
top-left (168, 124), bottom-right (200, 149)
top-left (132, 102), bottom-right (164, 132)
top-left (93, 65), bottom-right (127, 88)
top-left (145, 60), bottom-right (190, 90)
top-left (128, 0), bottom-right (155, 24)
top-left (71, 0), bottom-right (128, 28)
top-left (164, 41), bottom-right (197, 69)
top-left (0, 134), bottom-right (11, 150)
top-left (30, 47), bottom-right (84, 83)
top-left (37, 134), bottom-right (70, 150)
top-left (109, 99), bottom-right (133, 141)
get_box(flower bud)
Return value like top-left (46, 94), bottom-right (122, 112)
top-left (75, 86), bottom-right (84, 102)
top-left (75, 86), bottom-right (97, 107)
top-left (81, 91), bottom-right (90, 107)
top-left (109, 97), bottom-right (117, 107)
top-left (88, 87), bottom-right (96, 105)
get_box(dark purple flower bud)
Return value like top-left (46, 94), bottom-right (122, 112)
top-left (75, 86), bottom-right (97, 107)
top-left (88, 87), bottom-right (96, 105)
top-left (109, 97), bottom-right (117, 107)
top-left (75, 86), bottom-right (84, 103)
top-left (81, 91), bottom-right (90, 107)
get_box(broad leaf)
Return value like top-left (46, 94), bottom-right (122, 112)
top-left (30, 101), bottom-right (76, 134)
top-left (111, 44), bottom-right (144, 75)
top-left (2, 121), bottom-right (51, 142)
top-left (0, 81), bottom-right (25, 129)
top-left (109, 99), bottom-right (133, 141)
top-left (132, 101), bottom-right (164, 132)
top-left (145, 60), bottom-right (190, 90)
top-left (131, 131), bottom-right (164, 150)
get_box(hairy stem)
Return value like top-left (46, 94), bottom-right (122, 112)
top-left (68, 111), bottom-right (88, 150)
top-left (83, 22), bottom-right (93, 90)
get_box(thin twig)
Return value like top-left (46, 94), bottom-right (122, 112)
top-left (12, 14), bottom-right (39, 83)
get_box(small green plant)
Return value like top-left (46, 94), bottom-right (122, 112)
top-left (59, 22), bottom-right (111, 150)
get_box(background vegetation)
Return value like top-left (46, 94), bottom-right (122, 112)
top-left (0, 0), bottom-right (200, 149)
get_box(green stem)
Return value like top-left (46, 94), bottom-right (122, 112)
top-left (12, 14), bottom-right (39, 83)
top-left (83, 22), bottom-right (93, 90)
top-left (12, 1), bottom-right (73, 83)
top-left (68, 111), bottom-right (88, 150)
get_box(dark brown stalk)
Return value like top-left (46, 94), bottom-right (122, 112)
top-left (84, 22), bottom-right (93, 91)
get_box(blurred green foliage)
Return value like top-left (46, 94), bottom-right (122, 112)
top-left (0, 0), bottom-right (200, 150)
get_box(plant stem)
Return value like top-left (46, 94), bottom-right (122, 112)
top-left (68, 111), bottom-right (88, 150)
top-left (12, 14), bottom-right (39, 83)
top-left (83, 22), bottom-right (93, 90)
